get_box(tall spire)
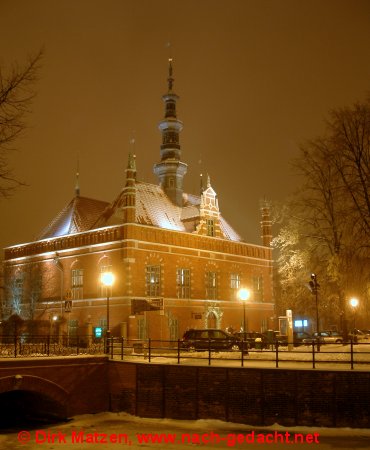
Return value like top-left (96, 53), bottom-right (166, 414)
top-left (122, 152), bottom-right (137, 223)
top-left (167, 57), bottom-right (174, 92)
top-left (153, 58), bottom-right (187, 206)
top-left (75, 158), bottom-right (80, 197)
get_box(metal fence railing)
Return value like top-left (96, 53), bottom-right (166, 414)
top-left (1, 334), bottom-right (369, 370)
top-left (107, 337), bottom-right (370, 370)
top-left (0, 335), bottom-right (104, 357)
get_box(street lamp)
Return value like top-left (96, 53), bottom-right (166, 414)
top-left (349, 297), bottom-right (359, 329)
top-left (101, 272), bottom-right (115, 353)
top-left (308, 273), bottom-right (320, 351)
top-left (309, 273), bottom-right (320, 333)
top-left (238, 288), bottom-right (251, 333)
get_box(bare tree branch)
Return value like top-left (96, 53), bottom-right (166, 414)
top-left (0, 49), bottom-right (44, 197)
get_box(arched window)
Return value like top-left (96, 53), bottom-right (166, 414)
top-left (71, 267), bottom-right (83, 300)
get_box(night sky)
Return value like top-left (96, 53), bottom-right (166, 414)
top-left (1, 0), bottom-right (369, 253)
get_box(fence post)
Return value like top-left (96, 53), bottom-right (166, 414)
top-left (177, 339), bottom-right (180, 364)
top-left (208, 339), bottom-right (211, 366)
top-left (110, 337), bottom-right (114, 359)
top-left (148, 338), bottom-right (151, 362)
top-left (350, 338), bottom-right (354, 370)
top-left (275, 340), bottom-right (279, 368)
top-left (121, 337), bottom-right (124, 360)
top-left (241, 340), bottom-right (244, 367)
top-left (312, 342), bottom-right (316, 369)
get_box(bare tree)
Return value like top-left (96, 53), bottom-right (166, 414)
top-left (273, 97), bottom-right (370, 332)
top-left (328, 98), bottom-right (370, 244)
top-left (0, 50), bottom-right (43, 197)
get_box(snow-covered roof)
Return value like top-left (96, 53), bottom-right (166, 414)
top-left (37, 182), bottom-right (242, 242)
top-left (37, 196), bottom-right (110, 240)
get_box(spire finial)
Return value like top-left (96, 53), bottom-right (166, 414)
top-left (75, 157), bottom-right (80, 197)
top-left (129, 130), bottom-right (136, 154)
top-left (127, 152), bottom-right (136, 171)
top-left (167, 57), bottom-right (174, 92)
top-left (207, 174), bottom-right (211, 188)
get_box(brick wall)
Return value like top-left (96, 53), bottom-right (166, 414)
top-left (109, 361), bottom-right (370, 428)
top-left (0, 356), bottom-right (109, 417)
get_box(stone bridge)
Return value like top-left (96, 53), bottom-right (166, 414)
top-left (0, 356), bottom-right (109, 421)
top-left (1, 357), bottom-right (369, 428)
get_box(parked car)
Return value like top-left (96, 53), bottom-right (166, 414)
top-left (303, 331), bottom-right (343, 345)
top-left (233, 332), bottom-right (268, 349)
top-left (348, 329), bottom-right (370, 342)
top-left (263, 331), bottom-right (312, 347)
top-left (261, 330), bottom-right (289, 346)
top-left (181, 329), bottom-right (241, 352)
top-left (292, 331), bottom-right (312, 346)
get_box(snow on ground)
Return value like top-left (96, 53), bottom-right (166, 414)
top-left (115, 343), bottom-right (370, 370)
top-left (1, 411), bottom-right (370, 450)
top-left (0, 346), bottom-right (369, 449)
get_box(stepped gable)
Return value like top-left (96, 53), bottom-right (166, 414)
top-left (93, 180), bottom-right (241, 241)
top-left (37, 195), bottom-right (110, 240)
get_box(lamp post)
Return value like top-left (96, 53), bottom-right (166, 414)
top-left (349, 297), bottom-right (359, 329)
top-left (309, 273), bottom-right (320, 351)
top-left (309, 273), bottom-right (320, 333)
top-left (101, 272), bottom-right (115, 354)
top-left (238, 288), bottom-right (251, 333)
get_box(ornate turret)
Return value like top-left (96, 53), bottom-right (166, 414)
top-left (153, 58), bottom-right (187, 206)
top-left (122, 152), bottom-right (137, 223)
top-left (260, 198), bottom-right (272, 246)
top-left (195, 175), bottom-right (222, 238)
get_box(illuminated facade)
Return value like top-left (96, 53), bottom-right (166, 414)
top-left (2, 60), bottom-right (274, 341)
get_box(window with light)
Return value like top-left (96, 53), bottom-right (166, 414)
top-left (146, 265), bottom-right (161, 296)
top-left (71, 268), bottom-right (83, 299)
top-left (253, 275), bottom-right (264, 302)
top-left (206, 271), bottom-right (218, 299)
top-left (177, 268), bottom-right (190, 299)
top-left (206, 219), bottom-right (215, 236)
top-left (230, 273), bottom-right (241, 299)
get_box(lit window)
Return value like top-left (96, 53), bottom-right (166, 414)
top-left (99, 318), bottom-right (107, 333)
top-left (253, 275), bottom-right (264, 302)
top-left (68, 319), bottom-right (79, 337)
top-left (71, 268), bottom-right (83, 300)
top-left (177, 268), bottom-right (190, 299)
top-left (206, 271), bottom-right (218, 299)
top-left (146, 265), bottom-right (161, 296)
top-left (206, 219), bottom-right (215, 236)
top-left (230, 273), bottom-right (241, 300)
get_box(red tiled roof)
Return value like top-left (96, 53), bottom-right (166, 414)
top-left (37, 183), bottom-right (242, 242)
top-left (94, 181), bottom-right (242, 241)
top-left (37, 196), bottom-right (110, 240)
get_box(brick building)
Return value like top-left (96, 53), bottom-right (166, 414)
top-left (2, 59), bottom-right (274, 341)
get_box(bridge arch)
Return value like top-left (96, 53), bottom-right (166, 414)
top-left (0, 375), bottom-right (69, 420)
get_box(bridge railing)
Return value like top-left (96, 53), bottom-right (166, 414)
top-left (2, 334), bottom-right (370, 369)
top-left (0, 334), bottom-right (105, 357)
top-left (107, 337), bottom-right (370, 370)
